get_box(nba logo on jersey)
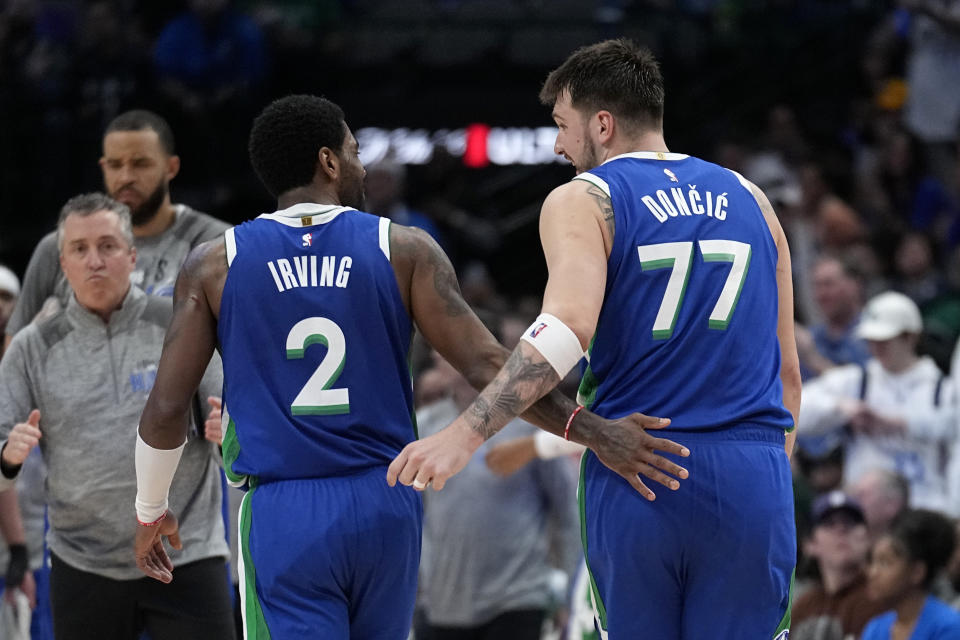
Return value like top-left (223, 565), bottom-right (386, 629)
top-left (530, 322), bottom-right (548, 338)
top-left (663, 168), bottom-right (679, 183)
top-left (302, 232), bottom-right (313, 247)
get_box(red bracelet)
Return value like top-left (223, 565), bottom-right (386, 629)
top-left (564, 405), bottom-right (584, 441)
top-left (137, 511), bottom-right (166, 527)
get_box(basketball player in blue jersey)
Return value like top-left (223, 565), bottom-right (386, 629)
top-left (389, 40), bottom-right (802, 639)
top-left (130, 94), bottom-right (691, 639)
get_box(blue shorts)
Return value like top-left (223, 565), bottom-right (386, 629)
top-left (238, 467), bottom-right (422, 640)
top-left (580, 426), bottom-right (795, 640)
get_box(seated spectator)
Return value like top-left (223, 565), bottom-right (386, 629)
top-left (799, 291), bottom-right (954, 514)
top-left (863, 509), bottom-right (960, 639)
top-left (796, 255), bottom-right (870, 380)
top-left (849, 468), bottom-right (910, 542)
top-left (792, 491), bottom-right (896, 640)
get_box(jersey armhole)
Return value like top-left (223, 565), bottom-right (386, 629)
top-left (224, 227), bottom-right (237, 267)
top-left (379, 217), bottom-right (391, 260)
top-left (573, 172), bottom-right (611, 197)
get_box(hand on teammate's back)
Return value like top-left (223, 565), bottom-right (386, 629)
top-left (587, 413), bottom-right (690, 501)
top-left (1, 410), bottom-right (41, 467)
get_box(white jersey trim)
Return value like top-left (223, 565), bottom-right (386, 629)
top-left (224, 227), bottom-right (237, 267)
top-left (729, 169), bottom-right (754, 192)
top-left (573, 173), bottom-right (611, 196)
top-left (602, 151), bottom-right (689, 164)
top-left (258, 203), bottom-right (355, 227)
top-left (379, 217), bottom-right (391, 260)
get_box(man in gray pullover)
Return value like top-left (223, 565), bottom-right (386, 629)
top-left (0, 193), bottom-right (233, 640)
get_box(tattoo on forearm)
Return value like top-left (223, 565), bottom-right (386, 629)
top-left (466, 346), bottom-right (558, 440)
top-left (586, 185), bottom-right (615, 239)
top-left (426, 246), bottom-right (469, 318)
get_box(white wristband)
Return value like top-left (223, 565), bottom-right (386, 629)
top-left (534, 430), bottom-right (587, 459)
top-left (520, 313), bottom-right (585, 379)
top-left (135, 431), bottom-right (185, 524)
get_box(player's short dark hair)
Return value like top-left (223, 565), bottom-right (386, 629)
top-left (887, 509), bottom-right (956, 590)
top-left (539, 38), bottom-right (664, 132)
top-left (248, 95), bottom-right (347, 198)
top-left (104, 110), bottom-right (176, 156)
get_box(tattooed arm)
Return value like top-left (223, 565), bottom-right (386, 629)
top-left (387, 183), bottom-right (689, 497)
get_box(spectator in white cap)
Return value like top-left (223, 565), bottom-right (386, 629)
top-left (0, 265), bottom-right (19, 337)
top-left (798, 291), bottom-right (956, 514)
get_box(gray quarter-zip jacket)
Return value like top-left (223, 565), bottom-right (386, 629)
top-left (0, 286), bottom-right (228, 580)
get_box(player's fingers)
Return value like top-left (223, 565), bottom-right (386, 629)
top-left (637, 451), bottom-right (688, 479)
top-left (627, 413), bottom-right (671, 430)
top-left (635, 462), bottom-right (681, 491)
top-left (207, 396), bottom-right (222, 410)
top-left (619, 470), bottom-right (655, 501)
top-left (386, 448), bottom-right (409, 487)
top-left (167, 530), bottom-right (183, 551)
top-left (153, 540), bottom-right (174, 572)
top-left (26, 409), bottom-right (41, 428)
top-left (646, 435), bottom-right (690, 458)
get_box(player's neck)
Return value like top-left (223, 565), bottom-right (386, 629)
top-left (277, 185), bottom-right (342, 210)
top-left (133, 200), bottom-right (176, 238)
top-left (600, 131), bottom-right (670, 163)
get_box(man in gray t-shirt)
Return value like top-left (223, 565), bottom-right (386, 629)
top-left (5, 110), bottom-right (228, 343)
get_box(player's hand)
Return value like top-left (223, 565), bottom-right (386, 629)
top-left (134, 510), bottom-right (182, 583)
top-left (588, 413), bottom-right (690, 501)
top-left (485, 436), bottom-right (538, 476)
top-left (386, 419), bottom-right (483, 491)
top-left (1, 410), bottom-right (42, 467)
top-left (204, 396), bottom-right (223, 445)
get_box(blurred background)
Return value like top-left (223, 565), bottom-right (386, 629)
top-left (3, 1), bottom-right (960, 637)
top-left (5, 0), bottom-right (951, 315)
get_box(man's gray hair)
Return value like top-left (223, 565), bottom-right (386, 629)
top-left (57, 193), bottom-right (134, 251)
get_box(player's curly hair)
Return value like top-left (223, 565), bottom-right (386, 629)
top-left (248, 95), bottom-right (347, 198)
top-left (887, 508), bottom-right (956, 589)
top-left (540, 38), bottom-right (664, 133)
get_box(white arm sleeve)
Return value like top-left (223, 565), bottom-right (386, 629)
top-left (135, 432), bottom-right (185, 523)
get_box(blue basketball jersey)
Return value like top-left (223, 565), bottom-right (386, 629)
top-left (218, 203), bottom-right (415, 483)
top-left (575, 152), bottom-right (793, 432)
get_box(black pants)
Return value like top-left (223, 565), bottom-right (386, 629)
top-left (50, 553), bottom-right (236, 640)
top-left (422, 609), bottom-right (545, 640)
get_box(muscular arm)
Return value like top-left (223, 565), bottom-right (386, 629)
top-left (388, 184), bottom-right (688, 496)
top-left (139, 240), bottom-right (225, 448)
top-left (749, 182), bottom-right (802, 458)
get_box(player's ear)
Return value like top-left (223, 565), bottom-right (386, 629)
top-left (318, 147), bottom-right (340, 181)
top-left (596, 110), bottom-right (615, 144)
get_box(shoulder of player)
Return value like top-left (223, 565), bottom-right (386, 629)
top-left (540, 180), bottom-right (612, 234)
top-left (735, 176), bottom-right (786, 241)
top-left (181, 236), bottom-right (228, 282)
top-left (388, 221), bottom-right (441, 264)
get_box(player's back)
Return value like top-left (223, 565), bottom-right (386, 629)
top-left (576, 152), bottom-right (792, 432)
top-left (218, 203), bottom-right (415, 483)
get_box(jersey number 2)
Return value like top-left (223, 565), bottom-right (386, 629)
top-left (637, 240), bottom-right (751, 339)
top-left (285, 317), bottom-right (350, 415)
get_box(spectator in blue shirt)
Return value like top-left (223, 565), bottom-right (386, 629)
top-left (863, 509), bottom-right (960, 640)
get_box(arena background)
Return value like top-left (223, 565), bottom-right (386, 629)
top-left (0, 0), bottom-right (892, 303)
